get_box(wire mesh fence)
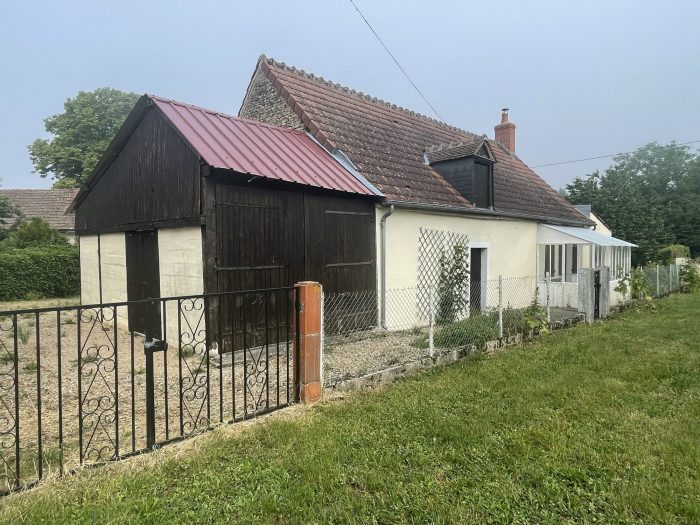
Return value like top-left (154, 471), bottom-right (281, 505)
top-left (322, 276), bottom-right (586, 387)
top-left (637, 263), bottom-right (682, 298)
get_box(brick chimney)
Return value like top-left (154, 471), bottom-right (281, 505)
top-left (494, 108), bottom-right (516, 152)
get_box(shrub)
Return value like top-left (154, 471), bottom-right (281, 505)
top-left (658, 244), bottom-right (690, 263)
top-left (436, 244), bottom-right (469, 323)
top-left (5, 217), bottom-right (69, 249)
top-left (630, 267), bottom-right (652, 299)
top-left (520, 287), bottom-right (549, 336)
top-left (0, 245), bottom-right (79, 301)
top-left (679, 261), bottom-right (700, 293)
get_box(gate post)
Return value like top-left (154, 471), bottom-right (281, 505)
top-left (294, 281), bottom-right (322, 404)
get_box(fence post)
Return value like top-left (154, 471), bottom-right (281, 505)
top-left (320, 291), bottom-right (325, 388)
top-left (498, 275), bottom-right (503, 339)
top-left (656, 265), bottom-right (660, 297)
top-left (669, 264), bottom-right (673, 293)
top-left (295, 281), bottom-right (322, 404)
top-left (545, 272), bottom-right (551, 323)
top-left (428, 285), bottom-right (435, 358)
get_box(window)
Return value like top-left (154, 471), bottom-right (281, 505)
top-left (539, 243), bottom-right (580, 283)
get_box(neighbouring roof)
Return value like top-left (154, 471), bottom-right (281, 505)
top-left (538, 224), bottom-right (636, 247)
top-left (574, 204), bottom-right (613, 232)
top-left (149, 95), bottom-right (380, 197)
top-left (245, 56), bottom-right (590, 225)
top-left (0, 189), bottom-right (77, 231)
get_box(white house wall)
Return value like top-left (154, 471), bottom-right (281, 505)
top-left (158, 227), bottom-right (205, 347)
top-left (376, 206), bottom-right (539, 328)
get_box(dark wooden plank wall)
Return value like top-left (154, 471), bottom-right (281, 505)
top-left (75, 108), bottom-right (201, 233)
top-left (304, 193), bottom-right (376, 293)
top-left (431, 157), bottom-right (474, 201)
top-left (205, 178), bottom-right (376, 347)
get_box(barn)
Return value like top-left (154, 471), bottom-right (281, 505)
top-left (72, 94), bottom-right (382, 342)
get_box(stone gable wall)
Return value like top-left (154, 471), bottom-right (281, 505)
top-left (238, 68), bottom-right (304, 130)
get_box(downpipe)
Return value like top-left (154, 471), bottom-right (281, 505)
top-left (380, 205), bottom-right (394, 329)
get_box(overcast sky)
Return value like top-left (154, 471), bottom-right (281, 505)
top-left (1, 0), bottom-right (698, 190)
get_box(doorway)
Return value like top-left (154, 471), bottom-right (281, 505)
top-left (126, 230), bottom-right (161, 338)
top-left (470, 247), bottom-right (486, 313)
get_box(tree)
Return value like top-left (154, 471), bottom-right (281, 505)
top-left (565, 142), bottom-right (700, 264)
top-left (0, 180), bottom-right (20, 241)
top-left (28, 88), bottom-right (140, 188)
top-left (9, 217), bottom-right (69, 248)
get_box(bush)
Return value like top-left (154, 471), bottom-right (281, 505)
top-left (6, 217), bottom-right (69, 249)
top-left (658, 244), bottom-right (690, 263)
top-left (0, 245), bottom-right (79, 301)
top-left (679, 261), bottom-right (700, 293)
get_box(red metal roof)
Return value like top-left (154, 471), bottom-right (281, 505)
top-left (149, 95), bottom-right (378, 197)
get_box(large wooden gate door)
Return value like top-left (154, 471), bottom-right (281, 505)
top-left (125, 230), bottom-right (161, 338)
top-left (305, 194), bottom-right (376, 332)
top-left (214, 184), bottom-right (303, 352)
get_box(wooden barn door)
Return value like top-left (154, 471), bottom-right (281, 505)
top-left (214, 184), bottom-right (303, 352)
top-left (125, 230), bottom-right (161, 338)
top-left (305, 194), bottom-right (376, 332)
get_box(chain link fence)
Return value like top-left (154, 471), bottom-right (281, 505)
top-left (322, 276), bottom-right (587, 387)
top-left (636, 262), bottom-right (682, 298)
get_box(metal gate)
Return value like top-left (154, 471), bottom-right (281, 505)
top-left (0, 287), bottom-right (297, 495)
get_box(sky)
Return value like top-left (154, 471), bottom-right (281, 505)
top-left (1, 0), bottom-right (699, 190)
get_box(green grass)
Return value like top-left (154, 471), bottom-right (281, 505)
top-left (2, 293), bottom-right (699, 524)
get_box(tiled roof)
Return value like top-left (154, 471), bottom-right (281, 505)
top-left (425, 136), bottom-right (492, 164)
top-left (0, 189), bottom-right (77, 231)
top-left (253, 57), bottom-right (589, 224)
top-left (149, 95), bottom-right (378, 197)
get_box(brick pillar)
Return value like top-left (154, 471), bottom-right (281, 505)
top-left (295, 281), bottom-right (322, 404)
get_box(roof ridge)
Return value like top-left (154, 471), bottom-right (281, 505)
top-left (425, 134), bottom-right (487, 153)
top-left (147, 94), bottom-right (306, 135)
top-left (264, 57), bottom-right (475, 137)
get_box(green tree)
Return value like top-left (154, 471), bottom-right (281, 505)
top-left (565, 142), bottom-right (700, 264)
top-left (28, 88), bottom-right (140, 188)
top-left (0, 181), bottom-right (21, 241)
top-left (9, 217), bottom-right (69, 248)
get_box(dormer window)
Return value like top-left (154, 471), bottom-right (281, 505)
top-left (425, 137), bottom-right (495, 209)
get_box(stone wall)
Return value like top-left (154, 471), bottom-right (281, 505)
top-left (238, 68), bottom-right (305, 130)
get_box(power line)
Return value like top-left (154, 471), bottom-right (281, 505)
top-left (348, 0), bottom-right (444, 121)
top-left (532, 140), bottom-right (700, 168)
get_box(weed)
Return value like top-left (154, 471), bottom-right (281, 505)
top-left (135, 367), bottom-right (146, 375)
top-left (181, 344), bottom-right (195, 358)
top-left (18, 325), bottom-right (30, 345)
top-left (23, 361), bottom-right (38, 373)
top-left (81, 353), bottom-right (99, 364)
top-left (0, 352), bottom-right (16, 365)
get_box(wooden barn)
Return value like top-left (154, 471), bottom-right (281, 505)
top-left (72, 94), bottom-right (382, 340)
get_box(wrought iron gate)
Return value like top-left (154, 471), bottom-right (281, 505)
top-left (0, 287), bottom-right (297, 495)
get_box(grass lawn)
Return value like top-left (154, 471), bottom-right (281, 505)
top-left (1, 294), bottom-right (699, 524)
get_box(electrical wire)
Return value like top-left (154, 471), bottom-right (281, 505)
top-left (348, 0), bottom-right (444, 121)
top-left (532, 140), bottom-right (700, 168)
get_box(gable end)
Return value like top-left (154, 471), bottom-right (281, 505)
top-left (239, 66), bottom-right (305, 130)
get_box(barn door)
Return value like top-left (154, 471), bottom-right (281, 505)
top-left (126, 230), bottom-right (161, 338)
top-left (305, 195), bottom-right (377, 332)
top-left (214, 185), bottom-right (304, 352)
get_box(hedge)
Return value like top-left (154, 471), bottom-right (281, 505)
top-left (0, 246), bottom-right (80, 301)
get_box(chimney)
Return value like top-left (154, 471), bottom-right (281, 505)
top-left (494, 108), bottom-right (516, 152)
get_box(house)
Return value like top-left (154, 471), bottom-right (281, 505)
top-left (238, 56), bottom-right (635, 317)
top-left (74, 56), bottom-right (636, 339)
top-left (574, 204), bottom-right (612, 236)
top-left (0, 188), bottom-right (78, 241)
top-left (72, 95), bottom-right (381, 342)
